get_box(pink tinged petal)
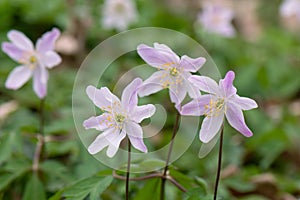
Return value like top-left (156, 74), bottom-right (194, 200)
top-left (5, 66), bottom-right (32, 90)
top-left (7, 30), bottom-right (34, 51)
top-left (184, 74), bottom-right (201, 99)
top-left (121, 78), bottom-right (142, 110)
top-left (200, 114), bottom-right (224, 143)
top-left (36, 28), bottom-right (60, 53)
top-left (280, 0), bottom-right (300, 17)
top-left (86, 86), bottom-right (120, 110)
top-left (189, 75), bottom-right (220, 95)
top-left (169, 82), bottom-right (187, 105)
top-left (180, 95), bottom-right (212, 116)
top-left (137, 43), bottom-right (179, 70)
top-left (219, 70), bottom-right (236, 97)
top-left (106, 130), bottom-right (126, 157)
top-left (83, 114), bottom-right (112, 131)
top-left (138, 71), bottom-right (165, 97)
top-left (33, 67), bottom-right (48, 99)
top-left (131, 104), bottom-right (156, 123)
top-left (125, 121), bottom-right (147, 153)
top-left (180, 55), bottom-right (206, 72)
top-left (2, 42), bottom-right (25, 62)
top-left (41, 51), bottom-right (61, 68)
top-left (225, 102), bottom-right (253, 137)
top-left (87, 128), bottom-right (114, 154)
top-left (231, 95), bottom-right (258, 110)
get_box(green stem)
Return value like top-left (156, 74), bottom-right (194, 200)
top-left (160, 111), bottom-right (181, 200)
top-left (32, 99), bottom-right (45, 172)
top-left (125, 138), bottom-right (131, 200)
top-left (213, 125), bottom-right (224, 200)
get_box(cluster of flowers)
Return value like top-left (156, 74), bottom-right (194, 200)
top-left (102, 0), bottom-right (300, 38)
top-left (83, 43), bottom-right (258, 157)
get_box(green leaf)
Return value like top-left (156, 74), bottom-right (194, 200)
top-left (0, 159), bottom-right (30, 191)
top-left (133, 178), bottom-right (160, 200)
top-left (89, 176), bottom-right (113, 200)
top-left (22, 173), bottom-right (46, 200)
top-left (63, 175), bottom-right (113, 200)
top-left (0, 132), bottom-right (16, 164)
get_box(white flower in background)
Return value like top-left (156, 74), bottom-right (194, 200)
top-left (102, 0), bottom-right (138, 31)
top-left (280, 0), bottom-right (300, 19)
top-left (197, 3), bottom-right (236, 38)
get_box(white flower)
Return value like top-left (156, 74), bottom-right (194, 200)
top-left (280, 0), bottom-right (300, 19)
top-left (197, 3), bottom-right (236, 38)
top-left (102, 0), bottom-right (138, 31)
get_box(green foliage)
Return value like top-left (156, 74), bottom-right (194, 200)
top-left (52, 175), bottom-right (113, 200)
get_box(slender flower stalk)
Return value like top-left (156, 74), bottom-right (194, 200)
top-left (160, 111), bottom-right (181, 200)
top-left (32, 99), bottom-right (45, 172)
top-left (125, 138), bottom-right (131, 200)
top-left (214, 124), bottom-right (224, 200)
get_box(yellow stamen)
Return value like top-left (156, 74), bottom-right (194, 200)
top-left (204, 98), bottom-right (225, 117)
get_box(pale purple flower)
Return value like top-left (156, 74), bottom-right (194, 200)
top-left (181, 71), bottom-right (257, 143)
top-left (2, 28), bottom-right (61, 99)
top-left (280, 0), bottom-right (300, 19)
top-left (83, 78), bottom-right (156, 158)
top-left (197, 3), bottom-right (236, 38)
top-left (102, 0), bottom-right (138, 31)
top-left (137, 43), bottom-right (206, 107)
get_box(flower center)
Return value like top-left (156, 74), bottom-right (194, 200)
top-left (114, 2), bottom-right (125, 13)
top-left (204, 98), bottom-right (225, 117)
top-left (28, 55), bottom-right (37, 70)
top-left (115, 114), bottom-right (125, 123)
top-left (159, 63), bottom-right (183, 89)
top-left (169, 67), bottom-right (179, 76)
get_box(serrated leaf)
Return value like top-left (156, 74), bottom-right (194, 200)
top-left (22, 173), bottom-right (46, 200)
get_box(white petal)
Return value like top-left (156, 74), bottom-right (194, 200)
top-left (200, 114), bottom-right (224, 143)
top-left (180, 95), bottom-right (211, 116)
top-left (169, 81), bottom-right (187, 105)
top-left (131, 104), bottom-right (156, 123)
top-left (36, 28), bottom-right (60, 53)
top-left (138, 71), bottom-right (165, 97)
top-left (83, 114), bottom-right (112, 131)
top-left (180, 55), bottom-right (206, 72)
top-left (106, 130), bottom-right (126, 157)
top-left (121, 78), bottom-right (142, 110)
top-left (33, 67), bottom-right (48, 99)
top-left (5, 66), bottom-right (32, 90)
top-left (231, 95), bottom-right (258, 110)
top-left (189, 75), bottom-right (220, 95)
top-left (41, 51), bottom-right (61, 68)
top-left (8, 30), bottom-right (34, 51)
top-left (125, 121), bottom-right (147, 153)
top-left (225, 102), bottom-right (253, 137)
top-left (86, 85), bottom-right (120, 110)
top-left (87, 128), bottom-right (114, 154)
top-left (137, 43), bottom-right (179, 70)
top-left (2, 42), bottom-right (25, 62)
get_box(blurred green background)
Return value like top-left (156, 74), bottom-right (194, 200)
top-left (0, 0), bottom-right (300, 199)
